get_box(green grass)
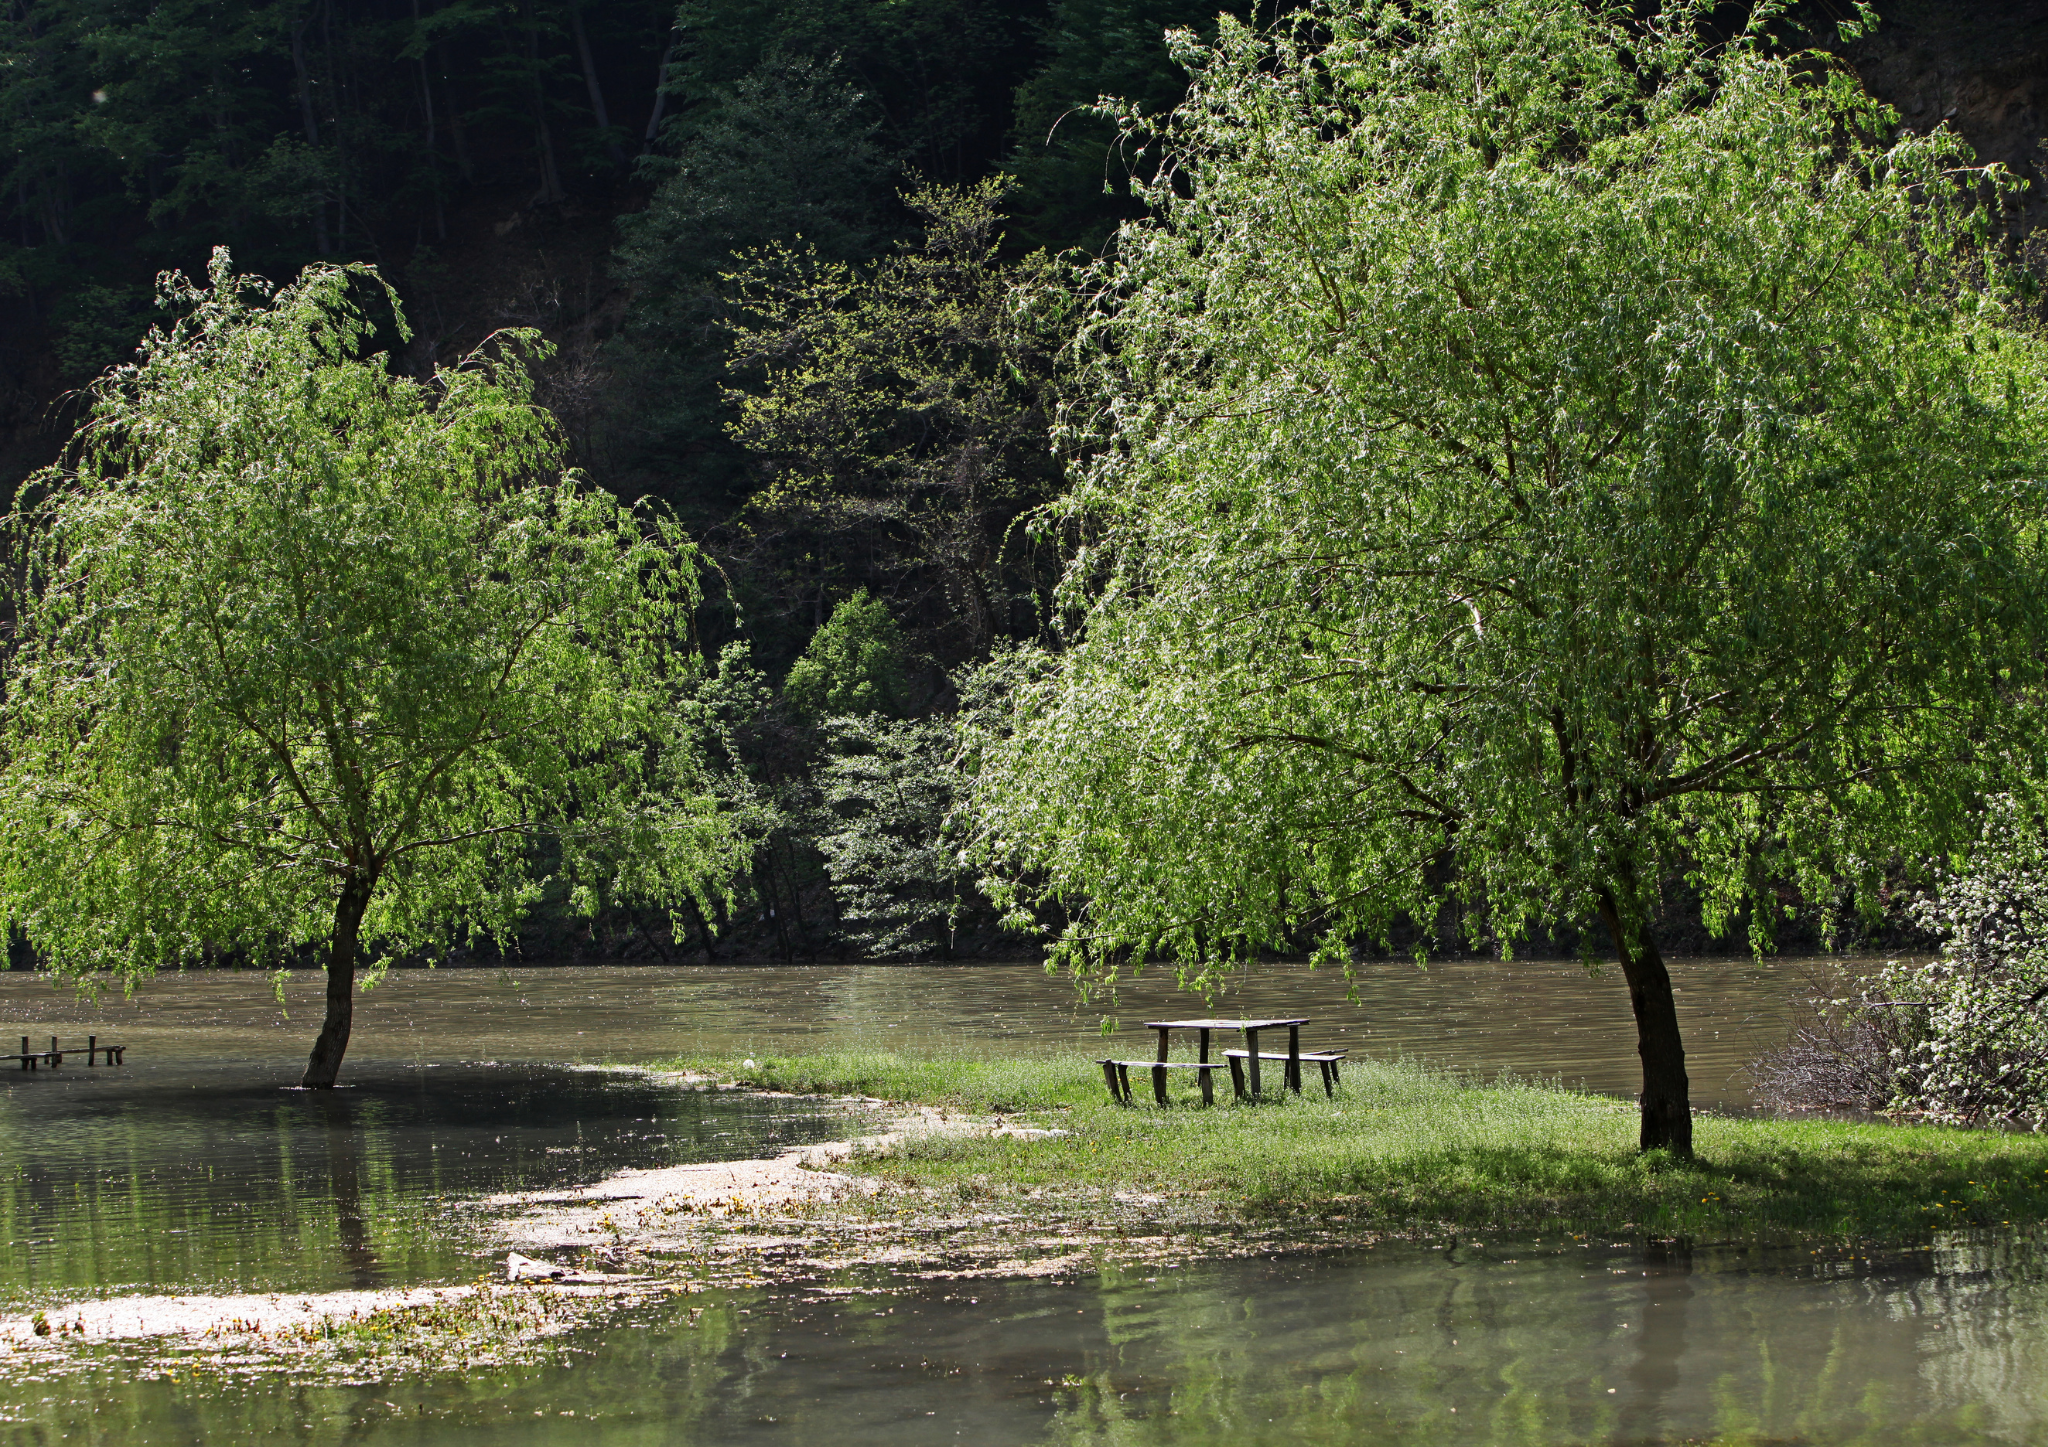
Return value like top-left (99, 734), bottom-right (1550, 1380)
top-left (657, 1050), bottom-right (2048, 1242)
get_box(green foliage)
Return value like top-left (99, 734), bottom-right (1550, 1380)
top-left (723, 180), bottom-right (1066, 659)
top-left (1007, 0), bottom-right (1242, 252)
top-left (687, 639), bottom-right (839, 959)
top-left (781, 591), bottom-right (915, 722)
top-left (972, 0), bottom-right (2048, 989)
top-left (816, 714), bottom-right (972, 957)
top-left (0, 250), bottom-right (744, 990)
top-left (607, 52), bottom-right (890, 506)
top-left (0, 0), bottom-right (676, 356)
top-left (659, 0), bottom-right (1049, 183)
top-left (1765, 798), bottom-right (2048, 1127)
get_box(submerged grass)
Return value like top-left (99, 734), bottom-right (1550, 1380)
top-left (660, 1050), bottom-right (2048, 1242)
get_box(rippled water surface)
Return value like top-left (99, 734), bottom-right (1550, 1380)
top-left (2, 960), bottom-right (2041, 1446)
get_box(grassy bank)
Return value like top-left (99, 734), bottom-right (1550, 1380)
top-left (656, 1051), bottom-right (2048, 1242)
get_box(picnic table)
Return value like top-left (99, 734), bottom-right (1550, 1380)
top-left (1096, 1017), bottom-right (1343, 1106)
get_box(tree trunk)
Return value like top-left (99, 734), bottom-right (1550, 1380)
top-left (643, 33), bottom-right (679, 150)
top-left (290, 11), bottom-right (331, 254)
top-left (1596, 888), bottom-right (1693, 1157)
top-left (301, 874), bottom-right (374, 1088)
top-left (567, 4), bottom-right (623, 165)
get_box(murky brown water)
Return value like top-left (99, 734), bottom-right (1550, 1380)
top-left (0, 955), bottom-right (1829, 1108)
top-left (8, 957), bottom-right (2040, 1447)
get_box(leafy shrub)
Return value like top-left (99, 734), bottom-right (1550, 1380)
top-left (816, 713), bottom-right (972, 957)
top-left (1755, 800), bottom-right (2048, 1127)
top-left (782, 591), bottom-right (915, 722)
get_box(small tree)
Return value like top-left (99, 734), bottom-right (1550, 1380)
top-left (782, 589), bottom-right (917, 723)
top-left (817, 714), bottom-right (972, 958)
top-left (971, 0), bottom-right (2048, 1154)
top-left (0, 252), bottom-right (744, 1086)
top-left (722, 180), bottom-right (1065, 659)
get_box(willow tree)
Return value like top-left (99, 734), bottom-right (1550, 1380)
top-left (972, 0), bottom-right (2048, 1153)
top-left (0, 252), bottom-right (743, 1087)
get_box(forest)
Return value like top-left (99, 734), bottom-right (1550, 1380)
top-left (6, 1), bottom-right (2026, 959)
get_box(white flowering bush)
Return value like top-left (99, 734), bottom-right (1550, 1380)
top-left (1877, 803), bottom-right (2048, 1127)
top-left (1756, 800), bottom-right (2048, 1127)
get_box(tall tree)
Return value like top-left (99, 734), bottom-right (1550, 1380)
top-left (970, 0), bottom-right (2048, 1154)
top-left (722, 180), bottom-right (1064, 664)
top-left (0, 251), bottom-right (742, 1086)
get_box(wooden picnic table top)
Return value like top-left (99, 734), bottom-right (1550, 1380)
top-left (1142, 1017), bottom-right (1310, 1031)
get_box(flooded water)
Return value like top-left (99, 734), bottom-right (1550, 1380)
top-left (0, 1059), bottom-right (861, 1310)
top-left (5, 958), bottom-right (2041, 1446)
top-left (0, 954), bottom-right (1823, 1108)
top-left (11, 1237), bottom-right (2048, 1444)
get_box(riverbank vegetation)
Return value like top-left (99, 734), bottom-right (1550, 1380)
top-left (1758, 799), bottom-right (2048, 1128)
top-left (669, 1051), bottom-right (2048, 1243)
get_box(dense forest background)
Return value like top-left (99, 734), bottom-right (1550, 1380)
top-left (1, 0), bottom-right (2043, 962)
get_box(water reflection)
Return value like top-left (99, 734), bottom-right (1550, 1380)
top-left (311, 1090), bottom-right (378, 1289)
top-left (1620, 1239), bottom-right (1691, 1440)
top-left (0, 1061), bottom-right (863, 1306)
top-left (11, 1235), bottom-right (2046, 1444)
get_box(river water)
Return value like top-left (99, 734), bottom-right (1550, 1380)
top-left (3, 958), bottom-right (2043, 1445)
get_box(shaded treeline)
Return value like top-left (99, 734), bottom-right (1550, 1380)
top-left (0, 0), bottom-right (1257, 961)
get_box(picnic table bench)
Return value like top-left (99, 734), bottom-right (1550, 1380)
top-left (1096, 1058), bottom-right (1230, 1106)
top-left (4, 1036), bottom-right (126, 1070)
top-left (1097, 1017), bottom-right (1340, 1105)
top-left (1223, 1048), bottom-right (1345, 1098)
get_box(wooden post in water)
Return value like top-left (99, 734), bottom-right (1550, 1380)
top-left (19, 1036), bottom-right (29, 1071)
top-left (87, 1036), bottom-right (96, 1066)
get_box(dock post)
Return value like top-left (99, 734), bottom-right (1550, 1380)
top-left (19, 1036), bottom-right (28, 1072)
top-left (87, 1035), bottom-right (96, 1066)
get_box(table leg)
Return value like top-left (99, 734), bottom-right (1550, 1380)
top-left (1199, 1028), bottom-right (1210, 1064)
top-left (1288, 1025), bottom-right (1301, 1094)
top-left (1229, 1055), bottom-right (1246, 1100)
top-left (1156, 1027), bottom-right (1171, 1065)
top-left (1246, 1029), bottom-right (1262, 1099)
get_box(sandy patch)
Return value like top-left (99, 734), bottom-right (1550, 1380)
top-left (0, 1278), bottom-right (648, 1345)
top-left (0, 1091), bottom-right (1163, 1377)
top-left (484, 1103), bottom-right (1067, 1255)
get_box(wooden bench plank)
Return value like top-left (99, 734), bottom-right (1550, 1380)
top-left (1222, 1049), bottom-right (1344, 1098)
top-left (1095, 1059), bottom-right (1228, 1106)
